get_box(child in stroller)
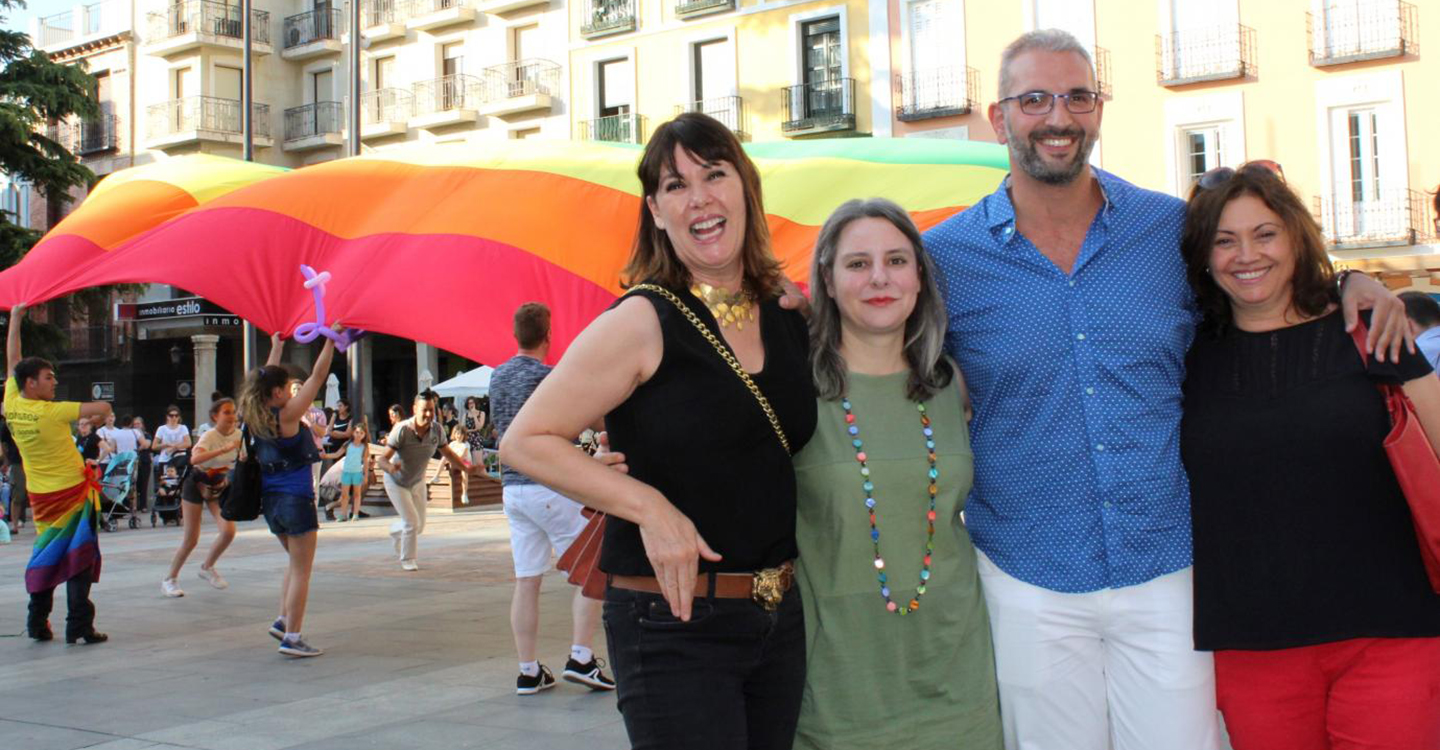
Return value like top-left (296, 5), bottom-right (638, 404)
top-left (152, 451), bottom-right (188, 526)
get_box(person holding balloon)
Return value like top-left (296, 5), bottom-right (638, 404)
top-left (238, 330), bottom-right (339, 658)
top-left (502, 112), bottom-right (817, 749)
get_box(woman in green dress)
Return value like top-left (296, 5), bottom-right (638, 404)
top-left (792, 198), bottom-right (1002, 749)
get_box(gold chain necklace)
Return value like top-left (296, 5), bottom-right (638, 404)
top-left (690, 283), bottom-right (756, 331)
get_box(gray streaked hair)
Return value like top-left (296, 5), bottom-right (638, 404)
top-left (998, 29), bottom-right (1096, 98)
top-left (808, 198), bottom-right (952, 403)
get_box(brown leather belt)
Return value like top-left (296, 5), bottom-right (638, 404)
top-left (609, 561), bottom-right (794, 611)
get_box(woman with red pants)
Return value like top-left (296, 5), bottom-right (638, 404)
top-left (1179, 163), bottom-right (1440, 749)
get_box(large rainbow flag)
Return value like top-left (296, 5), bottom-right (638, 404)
top-left (24, 468), bottom-right (103, 594)
top-left (0, 139), bottom-right (1008, 364)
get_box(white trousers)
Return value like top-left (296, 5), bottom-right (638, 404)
top-left (382, 474), bottom-right (428, 562)
top-left (976, 551), bottom-right (1224, 750)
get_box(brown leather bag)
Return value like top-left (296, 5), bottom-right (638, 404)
top-left (556, 508), bottom-right (607, 600)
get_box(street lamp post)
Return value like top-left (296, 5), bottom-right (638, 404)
top-left (345, 0), bottom-right (368, 426)
top-left (240, 0), bottom-right (260, 371)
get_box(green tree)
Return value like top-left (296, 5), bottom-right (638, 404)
top-left (0, 0), bottom-right (110, 361)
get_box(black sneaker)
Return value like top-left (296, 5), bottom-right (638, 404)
top-left (516, 665), bottom-right (556, 695)
top-left (562, 657), bottom-right (616, 691)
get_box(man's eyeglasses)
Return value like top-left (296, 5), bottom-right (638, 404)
top-left (1195, 160), bottom-right (1285, 191)
top-left (998, 90), bottom-right (1100, 116)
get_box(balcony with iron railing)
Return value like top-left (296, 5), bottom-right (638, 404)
top-left (360, 88), bottom-right (413, 138)
top-left (58, 114), bottom-right (119, 156)
top-left (479, 59), bottom-right (560, 117)
top-left (1308, 1), bottom-right (1418, 66)
top-left (580, 113), bottom-right (644, 144)
top-left (410, 74), bottom-right (484, 128)
top-left (676, 0), bottom-right (733, 19)
top-left (405, 0), bottom-right (475, 31)
top-left (282, 6), bottom-right (343, 59)
top-left (146, 0), bottom-right (272, 56)
top-left (146, 95), bottom-right (272, 149)
top-left (782, 78), bottom-right (856, 135)
top-left (1156, 24), bottom-right (1257, 85)
top-left (478, 0), bottom-right (549, 13)
top-left (283, 101), bottom-right (343, 151)
top-left (360, 0), bottom-right (406, 39)
top-left (34, 0), bottom-right (130, 51)
top-left (581, 0), bottom-right (636, 38)
top-left (1313, 189), bottom-right (1434, 247)
top-left (677, 96), bottom-right (745, 138)
top-left (897, 66), bottom-right (978, 122)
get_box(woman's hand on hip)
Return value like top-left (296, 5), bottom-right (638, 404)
top-left (638, 501), bottom-right (722, 622)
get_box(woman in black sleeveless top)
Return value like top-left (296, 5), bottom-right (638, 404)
top-left (501, 113), bottom-right (817, 749)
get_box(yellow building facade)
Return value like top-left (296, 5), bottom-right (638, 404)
top-left (888, 0), bottom-right (1439, 289)
top-left (568, 0), bottom-right (890, 144)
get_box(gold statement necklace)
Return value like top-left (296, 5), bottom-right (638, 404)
top-left (690, 283), bottom-right (756, 330)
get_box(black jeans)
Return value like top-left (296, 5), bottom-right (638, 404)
top-left (28, 570), bottom-right (96, 638)
top-left (603, 583), bottom-right (805, 750)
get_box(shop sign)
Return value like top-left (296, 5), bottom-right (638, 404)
top-left (91, 382), bottom-right (115, 401)
top-left (176, 380), bottom-right (194, 400)
top-left (119, 297), bottom-right (232, 321)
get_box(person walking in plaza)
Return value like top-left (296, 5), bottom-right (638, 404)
top-left (915, 29), bottom-right (1410, 750)
top-left (74, 419), bottom-right (101, 463)
top-left (377, 390), bottom-right (476, 571)
top-left (8, 304), bottom-right (113, 644)
top-left (503, 113), bottom-right (817, 749)
top-left (1180, 164), bottom-right (1440, 749)
top-left (321, 419), bottom-right (370, 522)
top-left (490, 302), bottom-right (615, 696)
top-left (98, 412), bottom-right (141, 517)
top-left (789, 199), bottom-right (1001, 749)
top-left (161, 398), bottom-right (241, 598)
top-left (238, 330), bottom-right (338, 658)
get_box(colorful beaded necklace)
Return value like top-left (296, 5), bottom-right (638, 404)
top-left (841, 396), bottom-right (937, 615)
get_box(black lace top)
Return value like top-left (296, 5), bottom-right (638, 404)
top-left (600, 285), bottom-right (817, 576)
top-left (1181, 310), bottom-right (1440, 650)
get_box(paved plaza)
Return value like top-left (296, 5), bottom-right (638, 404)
top-left (0, 509), bottom-right (628, 750)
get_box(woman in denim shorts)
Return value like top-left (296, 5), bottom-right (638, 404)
top-left (237, 330), bottom-right (339, 658)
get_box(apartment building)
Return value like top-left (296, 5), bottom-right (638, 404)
top-left (567, 0), bottom-right (892, 144)
top-left (888, 0), bottom-right (1440, 289)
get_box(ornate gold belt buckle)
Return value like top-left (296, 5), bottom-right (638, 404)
top-left (751, 564), bottom-right (790, 611)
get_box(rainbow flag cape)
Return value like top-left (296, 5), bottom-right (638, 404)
top-left (24, 468), bottom-right (103, 594)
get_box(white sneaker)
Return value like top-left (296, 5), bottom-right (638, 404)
top-left (198, 566), bottom-right (228, 590)
top-left (400, 560), bottom-right (419, 572)
top-left (161, 578), bottom-right (185, 598)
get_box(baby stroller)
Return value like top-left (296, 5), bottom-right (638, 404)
top-left (98, 451), bottom-right (138, 532)
top-left (151, 450), bottom-right (189, 527)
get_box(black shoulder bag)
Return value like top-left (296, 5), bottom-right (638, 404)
top-left (221, 424), bottom-right (263, 522)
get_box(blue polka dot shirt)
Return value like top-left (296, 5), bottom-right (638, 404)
top-left (926, 168), bottom-right (1197, 594)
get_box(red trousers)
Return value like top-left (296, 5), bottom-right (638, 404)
top-left (1215, 637), bottom-right (1440, 750)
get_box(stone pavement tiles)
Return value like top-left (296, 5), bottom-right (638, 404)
top-left (0, 510), bottom-right (628, 750)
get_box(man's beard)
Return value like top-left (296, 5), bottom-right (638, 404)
top-left (1005, 120), bottom-right (1097, 186)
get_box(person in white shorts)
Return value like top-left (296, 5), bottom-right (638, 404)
top-left (491, 302), bottom-right (614, 696)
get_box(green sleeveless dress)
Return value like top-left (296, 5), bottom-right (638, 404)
top-left (793, 370), bottom-right (1001, 750)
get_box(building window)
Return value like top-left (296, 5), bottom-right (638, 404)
top-left (1346, 108), bottom-right (1381, 204)
top-left (801, 17), bottom-right (841, 92)
top-left (598, 58), bottom-right (632, 118)
top-left (1183, 126), bottom-right (1222, 187)
top-left (512, 127), bottom-right (541, 139)
top-left (0, 182), bottom-right (30, 229)
top-left (373, 56), bottom-right (396, 90)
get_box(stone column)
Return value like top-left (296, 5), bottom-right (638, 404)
top-left (416, 342), bottom-right (439, 395)
top-left (192, 334), bottom-right (220, 425)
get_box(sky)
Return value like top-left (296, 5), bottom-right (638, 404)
top-left (5, 0), bottom-right (86, 35)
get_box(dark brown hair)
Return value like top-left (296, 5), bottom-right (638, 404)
top-left (513, 302), bottom-right (551, 349)
top-left (621, 112), bottom-right (783, 298)
top-left (1182, 165), bottom-right (1336, 333)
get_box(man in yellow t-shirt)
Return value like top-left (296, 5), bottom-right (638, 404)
top-left (8, 304), bottom-right (112, 644)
